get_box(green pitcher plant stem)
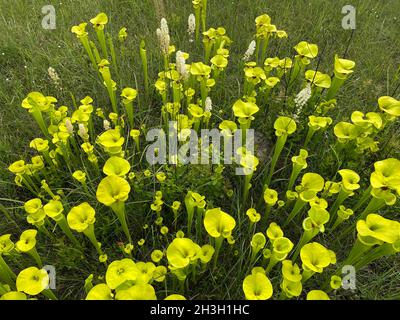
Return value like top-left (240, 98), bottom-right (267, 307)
top-left (353, 185), bottom-right (372, 212)
top-left (287, 166), bottom-right (302, 191)
top-left (80, 37), bottom-right (98, 70)
top-left (243, 173), bottom-right (252, 204)
top-left (0, 255), bottom-right (16, 281)
top-left (96, 29), bottom-right (108, 59)
top-left (201, 0), bottom-right (207, 34)
top-left (90, 41), bottom-right (102, 64)
top-left (291, 229), bottom-right (316, 261)
top-left (303, 127), bottom-right (316, 147)
top-left (328, 188), bottom-right (350, 224)
top-left (28, 247), bottom-right (43, 268)
top-left (83, 224), bottom-right (103, 256)
top-left (42, 289), bottom-right (58, 300)
top-left (0, 267), bottom-right (14, 288)
top-left (55, 215), bottom-right (82, 248)
top-left (213, 236), bottom-right (223, 269)
top-left (326, 76), bottom-right (345, 101)
top-left (264, 134), bottom-right (287, 187)
top-left (194, 6), bottom-right (201, 42)
top-left (140, 40), bottom-right (149, 95)
top-left (284, 197), bottom-right (306, 226)
top-left (259, 37), bottom-right (270, 66)
top-left (111, 201), bottom-right (132, 244)
top-left (108, 34), bottom-right (118, 76)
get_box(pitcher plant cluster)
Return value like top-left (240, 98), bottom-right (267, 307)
top-left (2, 3), bottom-right (400, 300)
